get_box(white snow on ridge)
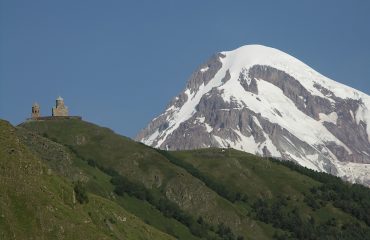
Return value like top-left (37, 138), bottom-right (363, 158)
top-left (222, 45), bottom-right (370, 101)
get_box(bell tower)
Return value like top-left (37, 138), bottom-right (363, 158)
top-left (31, 103), bottom-right (40, 119)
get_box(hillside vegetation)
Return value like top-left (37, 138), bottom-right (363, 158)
top-left (2, 118), bottom-right (368, 240)
top-left (0, 120), bottom-right (174, 240)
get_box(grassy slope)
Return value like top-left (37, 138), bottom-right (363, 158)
top-left (170, 149), bottom-right (364, 226)
top-left (0, 120), bottom-right (174, 240)
top-left (17, 118), bottom-right (370, 239)
top-left (16, 124), bottom-right (200, 240)
top-left (19, 119), bottom-right (270, 239)
top-left (171, 149), bottom-right (319, 199)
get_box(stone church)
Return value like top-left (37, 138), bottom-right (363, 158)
top-left (31, 96), bottom-right (78, 120)
top-left (52, 96), bottom-right (68, 116)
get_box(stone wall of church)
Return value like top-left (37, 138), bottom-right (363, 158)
top-left (52, 105), bottom-right (68, 116)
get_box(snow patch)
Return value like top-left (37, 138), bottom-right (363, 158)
top-left (319, 112), bottom-right (338, 125)
top-left (197, 116), bottom-right (213, 133)
top-left (350, 110), bottom-right (354, 120)
top-left (260, 133), bottom-right (281, 157)
top-left (200, 66), bottom-right (209, 72)
top-left (204, 123), bottom-right (213, 133)
top-left (335, 161), bottom-right (370, 184)
top-left (218, 129), bottom-right (283, 158)
top-left (285, 152), bottom-right (320, 171)
top-left (240, 68), bottom-right (251, 85)
top-left (197, 117), bottom-right (205, 123)
top-left (232, 130), bottom-right (259, 153)
top-left (143, 129), bottom-right (159, 146)
top-left (213, 135), bottom-right (228, 148)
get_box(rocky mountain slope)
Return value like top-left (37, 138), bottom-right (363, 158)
top-left (136, 44), bottom-right (370, 186)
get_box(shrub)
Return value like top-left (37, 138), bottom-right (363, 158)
top-left (74, 181), bottom-right (89, 204)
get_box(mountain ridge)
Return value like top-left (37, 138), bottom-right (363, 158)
top-left (136, 44), bottom-right (370, 186)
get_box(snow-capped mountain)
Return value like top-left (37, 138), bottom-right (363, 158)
top-left (136, 44), bottom-right (370, 186)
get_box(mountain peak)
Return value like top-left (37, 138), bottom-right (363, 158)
top-left (137, 45), bottom-right (370, 187)
top-left (222, 44), bottom-right (293, 62)
top-left (221, 44), bottom-right (366, 100)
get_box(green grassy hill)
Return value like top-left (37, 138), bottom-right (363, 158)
top-left (2, 118), bottom-right (369, 240)
top-left (0, 120), bottom-right (174, 240)
top-left (18, 118), bottom-right (269, 239)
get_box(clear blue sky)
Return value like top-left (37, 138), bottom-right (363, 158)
top-left (1, 0), bottom-right (369, 137)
